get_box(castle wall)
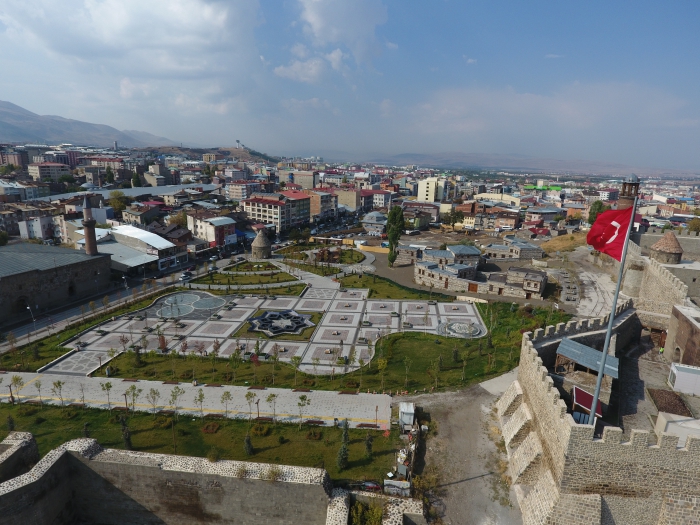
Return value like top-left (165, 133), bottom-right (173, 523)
top-left (634, 258), bottom-right (688, 317)
top-left (0, 432), bottom-right (39, 484)
top-left (632, 229), bottom-right (700, 259)
top-left (500, 308), bottom-right (700, 525)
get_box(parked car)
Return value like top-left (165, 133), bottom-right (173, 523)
top-left (186, 265), bottom-right (196, 272)
top-left (179, 274), bottom-right (192, 281)
top-left (154, 272), bottom-right (165, 279)
top-left (210, 255), bottom-right (219, 261)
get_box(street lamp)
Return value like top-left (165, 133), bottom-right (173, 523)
top-left (122, 276), bottom-right (128, 291)
top-left (26, 306), bottom-right (36, 338)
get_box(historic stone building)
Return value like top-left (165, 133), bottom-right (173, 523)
top-left (0, 243), bottom-right (112, 330)
top-left (498, 302), bottom-right (700, 525)
top-left (250, 228), bottom-right (272, 259)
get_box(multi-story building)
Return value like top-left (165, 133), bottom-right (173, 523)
top-left (286, 171), bottom-right (319, 190)
top-left (203, 153), bottom-right (225, 163)
top-left (242, 191), bottom-right (310, 232)
top-left (333, 189), bottom-right (361, 211)
top-left (18, 216), bottom-right (55, 241)
top-left (598, 188), bottom-right (620, 201)
top-left (28, 162), bottom-right (70, 182)
top-left (186, 211), bottom-right (237, 248)
top-left (122, 204), bottom-right (161, 225)
top-left (84, 157), bottom-right (125, 170)
top-left (416, 177), bottom-right (447, 203)
top-left (0, 181), bottom-right (50, 201)
top-left (524, 206), bottom-right (563, 223)
top-left (228, 181), bottom-right (262, 201)
top-left (302, 189), bottom-right (338, 222)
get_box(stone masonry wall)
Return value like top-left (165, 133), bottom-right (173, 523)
top-left (635, 258), bottom-right (688, 317)
top-left (0, 432), bottom-right (38, 484)
top-left (500, 309), bottom-right (700, 525)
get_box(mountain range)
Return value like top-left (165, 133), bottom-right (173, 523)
top-left (0, 100), bottom-right (178, 147)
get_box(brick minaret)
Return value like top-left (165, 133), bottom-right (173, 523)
top-left (82, 195), bottom-right (98, 256)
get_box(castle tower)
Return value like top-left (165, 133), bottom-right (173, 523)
top-left (618, 174), bottom-right (640, 210)
top-left (649, 231), bottom-right (683, 265)
top-left (82, 194), bottom-right (98, 256)
top-left (250, 227), bottom-right (271, 259)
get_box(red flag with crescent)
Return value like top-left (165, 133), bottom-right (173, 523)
top-left (586, 207), bottom-right (633, 261)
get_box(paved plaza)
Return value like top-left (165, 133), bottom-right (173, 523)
top-left (24, 286), bottom-right (485, 427)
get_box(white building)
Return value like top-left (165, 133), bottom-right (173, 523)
top-left (416, 177), bottom-right (447, 203)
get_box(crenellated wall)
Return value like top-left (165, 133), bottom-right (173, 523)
top-left (499, 310), bottom-right (700, 525)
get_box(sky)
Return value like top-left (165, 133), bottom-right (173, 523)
top-left (1, 0), bottom-right (699, 169)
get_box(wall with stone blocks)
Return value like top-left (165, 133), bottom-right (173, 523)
top-left (634, 258), bottom-right (688, 317)
top-left (632, 230), bottom-right (700, 258)
top-left (0, 432), bottom-right (38, 484)
top-left (500, 313), bottom-right (700, 525)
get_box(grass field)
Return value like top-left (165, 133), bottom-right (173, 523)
top-left (339, 274), bottom-right (455, 302)
top-left (276, 244), bottom-right (324, 260)
top-left (97, 302), bottom-right (570, 394)
top-left (199, 284), bottom-right (307, 296)
top-left (0, 403), bottom-right (398, 482)
top-left (231, 310), bottom-right (323, 342)
top-left (223, 261), bottom-right (278, 272)
top-left (191, 272), bottom-right (297, 286)
top-left (285, 261), bottom-right (339, 277)
top-left (540, 232), bottom-right (588, 254)
top-left (337, 249), bottom-right (365, 264)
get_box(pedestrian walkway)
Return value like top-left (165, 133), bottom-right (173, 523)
top-left (4, 372), bottom-right (391, 429)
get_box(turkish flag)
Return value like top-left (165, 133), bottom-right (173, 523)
top-left (587, 207), bottom-right (633, 261)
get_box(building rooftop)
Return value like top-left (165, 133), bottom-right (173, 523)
top-left (650, 231), bottom-right (683, 254)
top-left (111, 225), bottom-right (175, 250)
top-left (447, 244), bottom-right (481, 256)
top-left (0, 243), bottom-right (109, 278)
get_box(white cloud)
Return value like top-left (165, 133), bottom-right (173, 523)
top-left (291, 42), bottom-right (309, 58)
top-left (274, 58), bottom-right (325, 83)
top-left (546, 54), bottom-right (564, 59)
top-left (386, 41), bottom-right (398, 50)
top-left (325, 48), bottom-right (345, 71)
top-left (119, 78), bottom-right (152, 99)
top-left (463, 56), bottom-right (477, 65)
top-left (298, 0), bottom-right (387, 63)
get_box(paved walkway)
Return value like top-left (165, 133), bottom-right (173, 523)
top-left (2, 372), bottom-right (391, 429)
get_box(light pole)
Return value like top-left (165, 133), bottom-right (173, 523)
top-left (122, 276), bottom-right (128, 291)
top-left (26, 306), bottom-right (36, 339)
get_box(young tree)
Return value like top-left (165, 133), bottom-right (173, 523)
top-left (34, 380), bottom-right (43, 407)
top-left (100, 381), bottom-right (112, 412)
top-left (403, 357), bottom-right (412, 389)
top-left (311, 357), bottom-right (320, 377)
top-left (89, 300), bottom-right (97, 317)
top-left (229, 347), bottom-right (242, 382)
top-left (194, 388), bottom-right (205, 420)
top-left (108, 190), bottom-right (127, 214)
top-left (348, 345), bottom-right (357, 376)
top-left (376, 358), bottom-right (388, 391)
top-left (365, 432), bottom-right (374, 459)
top-left (270, 344), bottom-right (280, 385)
top-left (11, 375), bottom-right (24, 404)
top-left (220, 391), bottom-right (232, 419)
top-left (357, 357), bottom-right (365, 388)
top-left (102, 295), bottom-right (110, 314)
top-left (245, 391), bottom-right (257, 423)
top-left (342, 419), bottom-right (350, 444)
top-left (125, 385), bottom-right (143, 414)
top-left (461, 351), bottom-right (470, 382)
top-left (336, 442), bottom-right (349, 471)
top-left (211, 339), bottom-right (221, 374)
top-left (297, 394), bottom-right (310, 430)
top-left (290, 355), bottom-right (302, 386)
top-left (266, 393), bottom-right (278, 424)
top-left (146, 388), bottom-right (161, 418)
top-left (170, 386), bottom-right (185, 420)
top-left (52, 380), bottom-right (66, 409)
top-left (250, 354), bottom-right (260, 383)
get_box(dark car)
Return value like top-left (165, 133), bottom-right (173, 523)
top-left (186, 266), bottom-right (196, 271)
top-left (154, 272), bottom-right (165, 279)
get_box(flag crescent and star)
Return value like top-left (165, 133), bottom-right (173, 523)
top-left (586, 207), bottom-right (634, 262)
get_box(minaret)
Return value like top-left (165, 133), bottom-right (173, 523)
top-left (618, 174), bottom-right (639, 210)
top-left (82, 194), bottom-right (98, 256)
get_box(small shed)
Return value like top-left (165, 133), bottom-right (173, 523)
top-left (399, 402), bottom-right (415, 432)
top-left (669, 363), bottom-right (700, 396)
top-left (555, 338), bottom-right (619, 378)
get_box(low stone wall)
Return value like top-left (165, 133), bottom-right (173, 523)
top-left (0, 432), bottom-right (38, 484)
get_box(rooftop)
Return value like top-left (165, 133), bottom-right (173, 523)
top-left (0, 243), bottom-right (109, 278)
top-left (111, 225), bottom-right (175, 250)
top-left (650, 231), bottom-right (683, 254)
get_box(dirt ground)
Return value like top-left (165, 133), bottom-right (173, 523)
top-left (398, 384), bottom-right (522, 525)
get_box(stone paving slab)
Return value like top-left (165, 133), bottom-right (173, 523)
top-left (231, 297), bottom-right (265, 308)
top-left (363, 315), bottom-right (398, 329)
top-left (366, 300), bottom-right (400, 313)
top-left (190, 321), bottom-right (239, 339)
top-left (336, 289), bottom-right (368, 300)
top-left (437, 302), bottom-right (478, 316)
top-left (258, 341), bottom-right (308, 362)
top-left (402, 301), bottom-right (437, 315)
top-left (323, 312), bottom-right (361, 327)
top-left (295, 298), bottom-right (333, 311)
top-left (329, 300), bottom-right (364, 312)
top-left (217, 308), bottom-right (257, 321)
top-left (40, 350), bottom-right (111, 376)
top-left (260, 297), bottom-right (300, 310)
top-left (302, 287), bottom-right (338, 300)
top-left (312, 327), bottom-right (358, 345)
top-left (6, 372), bottom-right (391, 429)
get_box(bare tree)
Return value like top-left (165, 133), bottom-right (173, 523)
top-left (194, 388), bottom-right (205, 420)
top-left (297, 394), bottom-right (310, 430)
top-left (290, 356), bottom-right (302, 386)
top-left (11, 375), bottom-right (24, 404)
top-left (245, 391), bottom-right (257, 423)
top-left (34, 380), bottom-right (42, 407)
top-left (221, 391), bottom-right (232, 419)
top-left (170, 386), bottom-right (185, 420)
top-left (52, 380), bottom-right (66, 409)
top-left (102, 295), bottom-right (110, 314)
top-left (266, 393), bottom-right (278, 424)
top-left (146, 388), bottom-right (161, 418)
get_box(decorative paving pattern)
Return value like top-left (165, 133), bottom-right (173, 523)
top-left (437, 302), bottom-right (478, 316)
top-left (437, 319), bottom-right (484, 338)
top-left (336, 289), bottom-right (368, 300)
top-left (190, 321), bottom-right (239, 338)
top-left (40, 349), bottom-right (113, 376)
top-left (295, 299), bottom-right (332, 311)
top-left (217, 308), bottom-right (257, 321)
top-left (403, 301), bottom-right (436, 314)
top-left (260, 297), bottom-right (299, 310)
top-left (248, 310), bottom-right (315, 337)
top-left (367, 300), bottom-right (400, 312)
top-left (302, 287), bottom-right (338, 299)
top-left (312, 327), bottom-right (355, 345)
top-left (325, 313), bottom-right (360, 326)
top-left (192, 297), bottom-right (226, 310)
top-left (329, 300), bottom-right (364, 312)
top-left (231, 296), bottom-right (265, 307)
top-left (258, 341), bottom-right (308, 362)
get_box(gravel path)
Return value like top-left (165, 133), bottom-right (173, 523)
top-left (397, 378), bottom-right (522, 525)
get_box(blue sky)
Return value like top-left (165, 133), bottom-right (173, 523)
top-left (1, 1), bottom-right (699, 169)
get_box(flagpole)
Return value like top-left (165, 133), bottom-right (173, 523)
top-left (589, 194), bottom-right (638, 430)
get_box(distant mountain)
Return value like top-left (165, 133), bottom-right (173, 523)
top-left (121, 130), bottom-right (179, 147)
top-left (367, 151), bottom-right (695, 176)
top-left (0, 100), bottom-right (177, 148)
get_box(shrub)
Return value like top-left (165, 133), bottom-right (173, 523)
top-left (34, 416), bottom-right (46, 425)
top-left (244, 434), bottom-right (254, 456)
top-left (177, 428), bottom-right (188, 437)
top-left (207, 447), bottom-right (220, 463)
top-left (302, 379), bottom-right (315, 386)
top-left (202, 422), bottom-right (220, 434)
top-left (278, 435), bottom-right (285, 445)
top-left (306, 429), bottom-right (322, 440)
top-left (263, 465), bottom-right (283, 482)
top-left (251, 423), bottom-right (269, 437)
top-left (153, 416), bottom-right (172, 429)
top-left (234, 465), bottom-right (248, 478)
top-left (345, 381), bottom-right (358, 388)
top-left (18, 405), bottom-right (38, 417)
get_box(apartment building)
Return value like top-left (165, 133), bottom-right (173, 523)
top-left (228, 181), bottom-right (262, 201)
top-left (302, 189), bottom-right (338, 222)
top-left (416, 177), bottom-right (447, 203)
top-left (287, 171), bottom-right (320, 190)
top-left (28, 162), bottom-right (70, 182)
top-left (242, 191), bottom-right (310, 232)
top-left (203, 153), bottom-right (225, 163)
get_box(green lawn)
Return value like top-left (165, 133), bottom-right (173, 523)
top-left (197, 284), bottom-right (307, 296)
top-left (223, 261), bottom-right (278, 272)
top-left (285, 262), bottom-right (339, 276)
top-left (231, 310), bottom-right (323, 342)
top-left (337, 249), bottom-right (365, 264)
top-left (339, 274), bottom-right (455, 302)
top-left (96, 302), bottom-right (570, 394)
top-left (191, 272), bottom-right (297, 286)
top-left (276, 244), bottom-right (324, 260)
top-left (0, 403), bottom-right (398, 482)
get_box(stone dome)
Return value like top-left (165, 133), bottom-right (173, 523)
top-left (251, 229), bottom-right (271, 259)
top-left (649, 231), bottom-right (683, 265)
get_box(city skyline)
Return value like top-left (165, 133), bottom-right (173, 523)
top-left (1, 1), bottom-right (699, 170)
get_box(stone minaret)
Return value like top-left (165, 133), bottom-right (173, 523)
top-left (82, 195), bottom-right (98, 256)
top-left (618, 174), bottom-right (640, 210)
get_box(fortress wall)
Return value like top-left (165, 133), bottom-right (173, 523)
top-left (0, 432), bottom-right (39, 484)
top-left (632, 229), bottom-right (700, 258)
top-left (634, 258), bottom-right (688, 316)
